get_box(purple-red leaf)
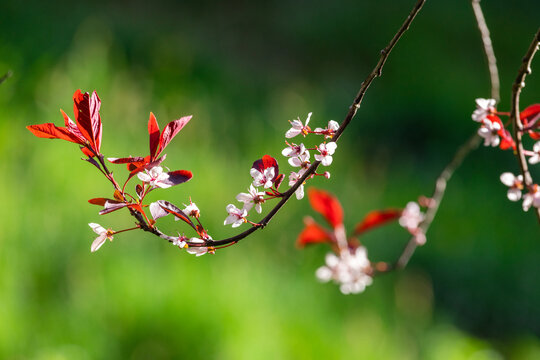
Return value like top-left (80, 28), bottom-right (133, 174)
top-left (157, 200), bottom-right (196, 230)
top-left (107, 156), bottom-right (146, 164)
top-left (354, 209), bottom-right (402, 235)
top-left (88, 198), bottom-right (111, 206)
top-left (148, 112), bottom-right (160, 159)
top-left (156, 115), bottom-right (192, 157)
top-left (161, 170), bottom-right (193, 187)
top-left (252, 155), bottom-right (279, 175)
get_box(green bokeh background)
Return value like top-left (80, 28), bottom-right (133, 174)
top-left (1, 0), bottom-right (539, 358)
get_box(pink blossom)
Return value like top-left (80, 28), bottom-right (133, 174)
top-left (236, 184), bottom-right (266, 213)
top-left (288, 151), bottom-right (310, 168)
top-left (285, 112), bottom-right (312, 138)
top-left (314, 142), bottom-right (337, 166)
top-left (137, 166), bottom-right (171, 188)
top-left (224, 204), bottom-right (247, 227)
top-left (173, 235), bottom-right (188, 248)
top-left (88, 223), bottom-right (114, 252)
top-left (399, 202), bottom-right (424, 231)
top-left (314, 120), bottom-right (340, 138)
top-left (500, 172), bottom-right (524, 201)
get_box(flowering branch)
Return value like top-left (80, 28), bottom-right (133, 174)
top-left (205, 0), bottom-right (427, 248)
top-left (510, 27), bottom-right (540, 223)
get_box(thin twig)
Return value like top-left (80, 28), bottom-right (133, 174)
top-left (203, 0), bottom-right (427, 248)
top-left (0, 71), bottom-right (12, 85)
top-left (389, 0), bottom-right (496, 270)
top-left (510, 27), bottom-right (540, 223)
top-left (394, 133), bottom-right (481, 270)
top-left (471, 0), bottom-right (500, 102)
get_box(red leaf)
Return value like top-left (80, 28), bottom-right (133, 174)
top-left (157, 200), bottom-right (196, 230)
top-left (354, 209), bottom-right (402, 235)
top-left (26, 123), bottom-right (84, 144)
top-left (498, 128), bottom-right (516, 150)
top-left (308, 188), bottom-right (343, 228)
top-left (88, 198), bottom-right (110, 206)
top-left (161, 170), bottom-right (193, 187)
top-left (73, 90), bottom-right (102, 153)
top-left (107, 156), bottom-right (146, 164)
top-left (520, 104), bottom-right (540, 123)
top-left (61, 109), bottom-right (86, 143)
top-left (252, 155), bottom-right (279, 175)
top-left (157, 115), bottom-right (192, 157)
top-left (148, 112), bottom-right (160, 159)
top-left (297, 219), bottom-right (333, 248)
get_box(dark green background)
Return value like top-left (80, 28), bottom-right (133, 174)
top-left (1, 0), bottom-right (539, 358)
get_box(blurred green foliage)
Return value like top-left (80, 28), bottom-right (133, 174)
top-left (1, 0), bottom-right (539, 358)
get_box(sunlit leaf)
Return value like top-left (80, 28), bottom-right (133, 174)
top-left (354, 209), bottom-right (402, 235)
top-left (308, 188), bottom-right (343, 228)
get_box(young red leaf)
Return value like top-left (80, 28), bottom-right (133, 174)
top-left (148, 112), bottom-right (160, 159)
top-left (521, 104), bottom-right (540, 139)
top-left (26, 123), bottom-right (83, 144)
top-left (498, 128), bottom-right (516, 150)
top-left (308, 188), bottom-right (343, 228)
top-left (297, 218), bottom-right (333, 248)
top-left (157, 200), bottom-right (196, 230)
top-left (156, 115), bottom-right (192, 157)
top-left (161, 170), bottom-right (193, 187)
top-left (354, 209), bottom-right (402, 235)
top-left (107, 156), bottom-right (146, 164)
top-left (252, 155), bottom-right (279, 175)
top-left (73, 90), bottom-right (102, 153)
top-left (88, 198), bottom-right (110, 206)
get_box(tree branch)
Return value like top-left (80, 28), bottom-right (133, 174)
top-left (510, 27), bottom-right (540, 223)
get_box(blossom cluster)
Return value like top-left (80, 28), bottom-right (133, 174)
top-left (223, 113), bottom-right (339, 228)
top-left (472, 98), bottom-right (540, 212)
top-left (297, 188), bottom-right (426, 295)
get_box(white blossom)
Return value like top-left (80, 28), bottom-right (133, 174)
top-left (224, 204), bottom-right (247, 227)
top-left (522, 186), bottom-right (540, 212)
top-left (316, 247), bottom-right (373, 295)
top-left (173, 236), bottom-right (188, 249)
top-left (289, 169), bottom-right (306, 200)
top-left (137, 166), bottom-right (171, 188)
top-left (314, 142), bottom-right (337, 166)
top-left (186, 238), bottom-right (208, 256)
top-left (500, 172), bottom-right (524, 201)
top-left (529, 141), bottom-right (540, 165)
top-left (182, 201), bottom-right (200, 218)
top-left (314, 120), bottom-right (340, 138)
top-left (88, 223), bottom-right (114, 252)
top-left (288, 151), bottom-right (310, 167)
top-left (399, 202), bottom-right (424, 231)
top-left (478, 119), bottom-right (501, 147)
top-left (472, 98), bottom-right (496, 122)
top-left (236, 184), bottom-right (266, 213)
top-left (250, 167), bottom-right (275, 189)
top-left (285, 112), bottom-right (312, 138)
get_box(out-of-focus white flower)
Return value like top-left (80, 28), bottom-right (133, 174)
top-left (89, 223), bottom-right (114, 252)
top-left (323, 171), bottom-right (331, 179)
top-left (478, 119), bottom-right (501, 147)
top-left (522, 185), bottom-right (540, 211)
top-left (182, 200), bottom-right (200, 218)
top-left (236, 184), bottom-right (266, 213)
top-left (314, 142), bottom-right (337, 166)
top-left (250, 167), bottom-right (275, 189)
top-left (529, 142), bottom-right (540, 165)
top-left (286, 112), bottom-right (312, 138)
top-left (289, 169), bottom-right (306, 200)
top-left (399, 202), bottom-right (424, 231)
top-left (472, 98), bottom-right (496, 122)
top-left (224, 204), bottom-right (247, 227)
top-left (186, 238), bottom-right (208, 256)
top-left (315, 247), bottom-right (373, 295)
top-left (500, 172), bottom-right (524, 201)
top-left (137, 166), bottom-right (171, 188)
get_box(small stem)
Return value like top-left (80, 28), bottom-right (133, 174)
top-left (0, 71), bottom-right (12, 85)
